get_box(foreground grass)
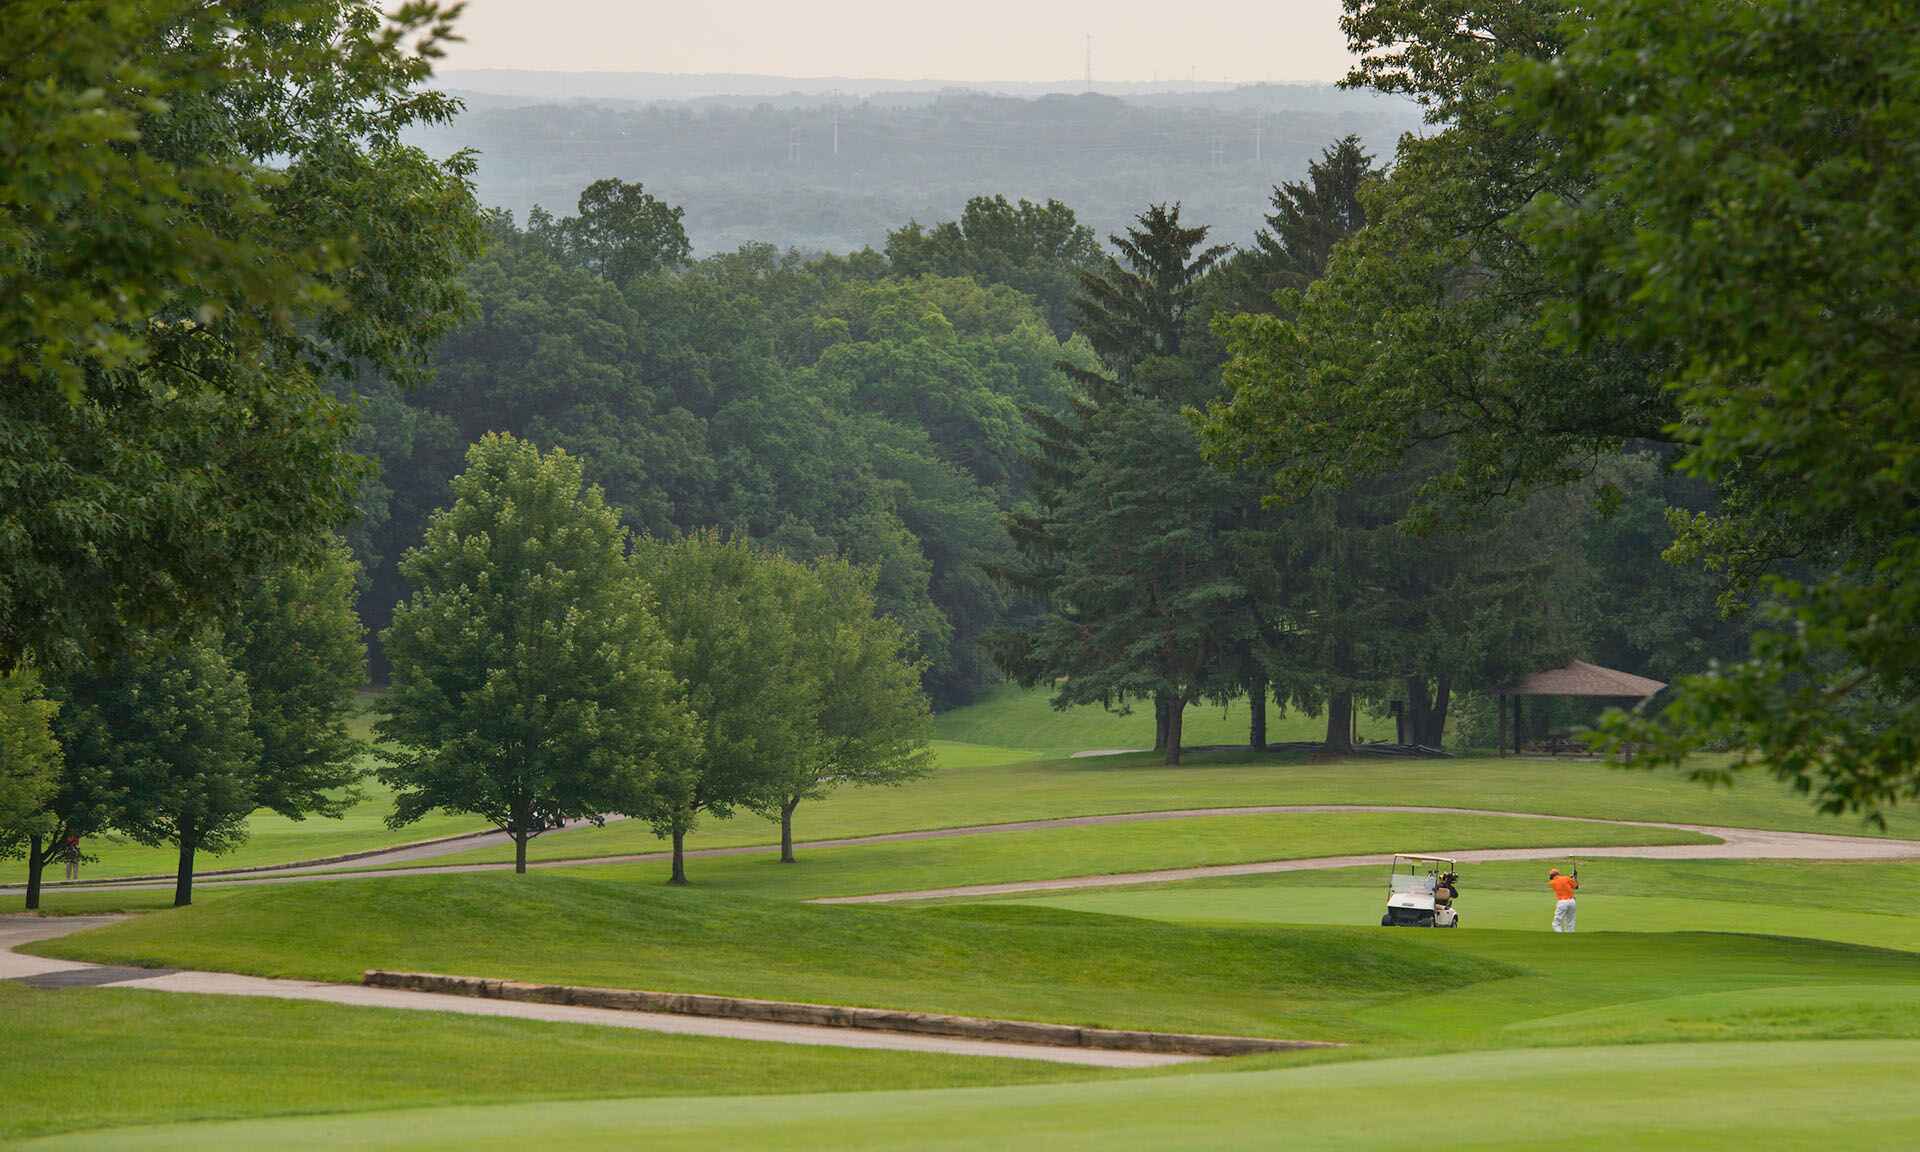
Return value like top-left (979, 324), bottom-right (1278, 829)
top-left (33, 1040), bottom-right (1916, 1151)
top-left (0, 982), bottom-right (1098, 1143)
top-left (991, 859), bottom-right (1920, 953)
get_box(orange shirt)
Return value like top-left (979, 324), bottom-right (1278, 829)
top-left (1549, 875), bottom-right (1578, 901)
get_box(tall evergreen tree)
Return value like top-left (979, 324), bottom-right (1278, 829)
top-left (994, 205), bottom-right (1242, 765)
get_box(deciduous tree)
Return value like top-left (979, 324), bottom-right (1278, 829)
top-left (56, 636), bottom-right (261, 907)
top-left (753, 558), bottom-right (932, 863)
top-left (1, 0), bottom-right (483, 672)
top-left (631, 532), bottom-right (813, 883)
top-left (378, 435), bottom-right (694, 872)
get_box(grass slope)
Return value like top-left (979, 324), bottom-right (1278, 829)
top-left (32, 870), bottom-right (1920, 1049)
top-left (25, 1041), bottom-right (1920, 1151)
top-left (0, 982), bottom-right (1096, 1144)
top-left (27, 874), bottom-right (1509, 1041)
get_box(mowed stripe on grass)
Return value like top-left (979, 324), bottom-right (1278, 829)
top-left (24, 1040), bottom-right (1920, 1151)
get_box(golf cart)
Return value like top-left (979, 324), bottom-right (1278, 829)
top-left (1381, 854), bottom-right (1460, 928)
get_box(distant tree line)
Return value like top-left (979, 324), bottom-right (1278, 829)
top-left (8, 0), bottom-right (1907, 905)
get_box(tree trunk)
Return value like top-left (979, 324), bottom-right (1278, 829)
top-left (1512, 695), bottom-right (1524, 754)
top-left (1248, 670), bottom-right (1268, 752)
top-left (780, 798), bottom-right (800, 864)
top-left (1497, 693), bottom-right (1508, 757)
top-left (25, 833), bottom-right (45, 911)
top-left (1324, 691), bottom-right (1353, 752)
top-left (513, 829), bottom-right (529, 874)
top-left (1404, 676), bottom-right (1428, 748)
top-left (1153, 692), bottom-right (1170, 752)
top-left (669, 827), bottom-right (688, 885)
top-left (1427, 675), bottom-right (1452, 747)
top-left (1164, 696), bottom-right (1185, 766)
top-left (173, 816), bottom-right (196, 908)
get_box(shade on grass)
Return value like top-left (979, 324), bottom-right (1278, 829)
top-left (25, 1040), bottom-right (1920, 1151)
top-left (930, 682), bottom-right (1395, 754)
top-left (34, 774), bottom-right (488, 882)
top-left (0, 983), bottom-right (1101, 1144)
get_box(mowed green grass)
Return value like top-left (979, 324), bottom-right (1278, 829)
top-left (25, 706), bottom-right (488, 882)
top-left (0, 982), bottom-right (1099, 1144)
top-left (33, 1040), bottom-right (1916, 1152)
top-left (991, 859), bottom-right (1920, 953)
top-left (420, 745), bottom-right (1918, 869)
top-left (57, 775), bottom-right (488, 882)
top-left (544, 811), bottom-right (1711, 898)
top-left (31, 870), bottom-right (1920, 1049)
top-left (930, 682), bottom-right (1395, 754)
top-left (25, 873), bottom-right (1511, 1041)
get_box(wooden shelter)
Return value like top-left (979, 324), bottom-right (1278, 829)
top-left (1497, 659), bottom-right (1667, 755)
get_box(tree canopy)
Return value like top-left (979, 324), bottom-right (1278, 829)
top-left (0, 0), bottom-right (483, 672)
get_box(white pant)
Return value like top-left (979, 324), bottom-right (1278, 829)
top-left (1553, 898), bottom-right (1577, 933)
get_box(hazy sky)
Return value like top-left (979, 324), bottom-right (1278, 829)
top-left (440, 1), bottom-right (1359, 83)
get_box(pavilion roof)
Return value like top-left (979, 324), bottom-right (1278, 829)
top-left (1505, 659), bottom-right (1667, 698)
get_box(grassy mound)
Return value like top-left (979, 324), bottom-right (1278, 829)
top-left (30, 872), bottom-right (1512, 1041)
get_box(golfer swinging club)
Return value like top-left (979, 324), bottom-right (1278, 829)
top-left (1548, 865), bottom-right (1579, 933)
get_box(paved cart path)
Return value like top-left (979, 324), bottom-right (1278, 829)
top-left (0, 917), bottom-right (1192, 1068)
top-left (10, 805), bottom-right (1919, 896)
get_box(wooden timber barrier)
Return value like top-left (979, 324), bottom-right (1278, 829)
top-left (362, 970), bottom-right (1340, 1057)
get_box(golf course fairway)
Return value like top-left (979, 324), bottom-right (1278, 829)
top-left (23, 1041), bottom-right (1920, 1151)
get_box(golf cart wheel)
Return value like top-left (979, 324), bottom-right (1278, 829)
top-left (1381, 914), bottom-right (1393, 927)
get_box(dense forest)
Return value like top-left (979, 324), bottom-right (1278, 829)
top-left (401, 84), bottom-right (1425, 255)
top-left (343, 158), bottom-right (1746, 729)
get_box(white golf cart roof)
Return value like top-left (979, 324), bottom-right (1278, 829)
top-left (1393, 854), bottom-right (1457, 865)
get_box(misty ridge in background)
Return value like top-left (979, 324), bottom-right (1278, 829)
top-left (407, 72), bottom-right (1425, 255)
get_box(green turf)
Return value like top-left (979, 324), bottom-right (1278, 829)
top-left (418, 746), bottom-right (1917, 868)
top-left (0, 982), bottom-right (1099, 1143)
top-left (24, 1041), bottom-right (1920, 1150)
top-left (45, 775), bottom-right (490, 882)
top-left (930, 682), bottom-right (1398, 754)
top-left (24, 873), bottom-right (1511, 1041)
top-left (988, 859), bottom-right (1920, 952)
top-left (540, 811), bottom-right (1710, 897)
top-left (30, 869), bottom-right (1920, 1048)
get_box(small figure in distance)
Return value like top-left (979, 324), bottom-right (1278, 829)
top-left (1548, 866), bottom-right (1579, 933)
top-left (62, 834), bottom-right (81, 882)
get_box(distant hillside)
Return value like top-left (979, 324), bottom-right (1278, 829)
top-left (405, 83), bottom-right (1425, 255)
